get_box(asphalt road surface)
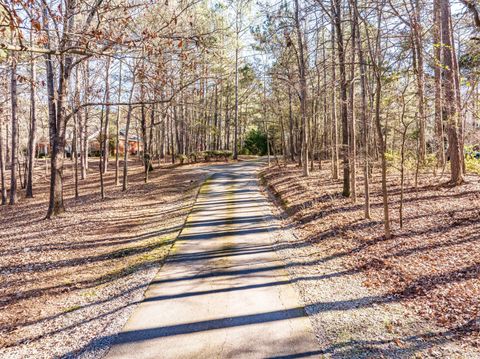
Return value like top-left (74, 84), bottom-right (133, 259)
top-left (105, 159), bottom-right (320, 358)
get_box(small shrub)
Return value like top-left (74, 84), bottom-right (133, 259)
top-left (239, 147), bottom-right (251, 155)
top-left (385, 150), bottom-right (400, 165)
top-left (465, 155), bottom-right (480, 175)
top-left (243, 128), bottom-right (267, 155)
top-left (189, 152), bottom-right (204, 163)
top-left (186, 150), bottom-right (232, 163)
top-left (203, 150), bottom-right (232, 162)
top-left (203, 151), bottom-right (212, 162)
top-left (189, 153), bottom-right (196, 163)
top-left (176, 154), bottom-right (188, 165)
top-left (423, 153), bottom-right (438, 169)
top-left (219, 150), bottom-right (233, 161)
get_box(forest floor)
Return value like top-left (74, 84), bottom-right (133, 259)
top-left (261, 161), bottom-right (480, 357)
top-left (0, 157), bottom-right (219, 358)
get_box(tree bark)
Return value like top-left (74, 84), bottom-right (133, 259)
top-left (73, 110), bottom-right (79, 199)
top-left (365, 1), bottom-right (391, 238)
top-left (9, 56), bottom-right (18, 205)
top-left (294, 0), bottom-right (309, 176)
top-left (411, 0), bottom-right (426, 163)
top-left (122, 105), bottom-right (133, 191)
top-left (0, 108), bottom-right (6, 205)
top-left (102, 57), bottom-right (111, 175)
top-left (334, 0), bottom-right (350, 196)
top-left (375, 74), bottom-right (391, 239)
top-left (233, 10), bottom-right (240, 160)
top-left (331, 11), bottom-right (339, 180)
top-left (433, 0), bottom-right (445, 166)
top-left (45, 0), bottom-right (76, 218)
top-left (288, 88), bottom-right (295, 161)
top-left (440, 0), bottom-right (463, 185)
top-left (115, 60), bottom-right (122, 186)
top-left (348, 2), bottom-right (357, 202)
top-left (352, 0), bottom-right (371, 218)
top-left (81, 61), bottom-right (90, 179)
top-left (26, 34), bottom-right (37, 198)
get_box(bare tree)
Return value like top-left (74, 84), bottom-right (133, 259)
top-left (0, 107), bottom-right (6, 205)
top-left (333, 0), bottom-right (350, 196)
top-left (115, 60), bottom-right (123, 186)
top-left (433, 0), bottom-right (445, 166)
top-left (294, 0), bottom-right (310, 176)
top-left (440, 0), bottom-right (463, 185)
top-left (9, 55), bottom-right (18, 205)
top-left (352, 0), bottom-right (370, 218)
top-left (365, 0), bottom-right (391, 239)
top-left (26, 32), bottom-right (37, 198)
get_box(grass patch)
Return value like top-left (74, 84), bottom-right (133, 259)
top-left (63, 305), bottom-right (82, 313)
top-left (258, 173), bottom-right (267, 186)
top-left (81, 289), bottom-right (98, 299)
top-left (96, 236), bottom-right (174, 285)
top-left (62, 278), bottom-right (74, 286)
top-left (280, 198), bottom-right (289, 208)
top-left (466, 156), bottom-right (480, 175)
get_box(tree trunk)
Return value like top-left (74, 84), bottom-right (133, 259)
top-left (123, 76), bottom-right (137, 191)
top-left (331, 15), bottom-right (339, 180)
top-left (440, 0), bottom-right (463, 185)
top-left (263, 68), bottom-right (271, 167)
top-left (321, 30), bottom-right (329, 166)
top-left (26, 37), bottom-right (37, 198)
top-left (288, 89), bottom-right (295, 161)
top-left (73, 111), bottom-right (79, 199)
top-left (81, 61), bottom-right (89, 179)
top-left (140, 65), bottom-right (150, 181)
top-left (294, 0), bottom-right (309, 176)
top-left (0, 111), bottom-right (6, 205)
top-left (366, 2), bottom-right (391, 238)
top-left (160, 113), bottom-right (166, 160)
top-left (412, 0), bottom-right (426, 163)
top-left (115, 60), bottom-right (122, 186)
top-left (43, 21), bottom-right (59, 215)
top-left (10, 56), bottom-right (18, 205)
top-left (102, 57), bottom-right (111, 175)
top-left (45, 0), bottom-right (76, 218)
top-left (352, 0), bottom-right (371, 218)
top-left (334, 0), bottom-right (350, 196)
top-left (349, 2), bottom-right (357, 202)
top-left (450, 6), bottom-right (464, 175)
top-left (375, 74), bottom-right (391, 239)
top-left (99, 96), bottom-right (106, 199)
top-left (234, 14), bottom-right (240, 160)
top-left (433, 0), bottom-right (445, 166)
top-left (122, 105), bottom-right (133, 191)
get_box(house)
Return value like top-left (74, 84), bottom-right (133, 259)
top-left (115, 129), bottom-right (143, 156)
top-left (87, 129), bottom-right (101, 156)
top-left (35, 128), bottom-right (144, 158)
top-left (35, 137), bottom-right (50, 157)
top-left (87, 129), bottom-right (143, 156)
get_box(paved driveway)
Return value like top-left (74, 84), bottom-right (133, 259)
top-left (105, 159), bottom-right (320, 358)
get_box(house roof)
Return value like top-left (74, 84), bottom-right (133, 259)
top-left (119, 129), bottom-right (141, 142)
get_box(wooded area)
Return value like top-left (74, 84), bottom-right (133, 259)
top-left (1, 0), bottom-right (479, 228)
top-left (1, 0), bottom-right (480, 356)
